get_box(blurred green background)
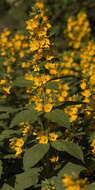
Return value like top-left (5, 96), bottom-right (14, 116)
top-left (0, 0), bottom-right (95, 52)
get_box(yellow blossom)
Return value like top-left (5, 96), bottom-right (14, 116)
top-left (44, 103), bottom-right (53, 112)
top-left (15, 138), bottom-right (24, 147)
top-left (49, 133), bottom-right (58, 142)
top-left (36, 135), bottom-right (48, 144)
top-left (50, 156), bottom-right (59, 163)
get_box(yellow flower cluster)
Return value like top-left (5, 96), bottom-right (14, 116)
top-left (18, 121), bottom-right (31, 136)
top-left (64, 12), bottom-right (91, 49)
top-left (9, 138), bottom-right (24, 157)
top-left (0, 29), bottom-right (29, 99)
top-left (62, 174), bottom-right (87, 190)
top-left (0, 30), bottom-right (28, 63)
top-left (65, 104), bottom-right (82, 123)
top-left (24, 1), bottom-right (58, 112)
top-left (36, 132), bottom-right (59, 144)
top-left (24, 1), bottom-right (70, 113)
top-left (90, 139), bottom-right (95, 156)
top-left (59, 11), bottom-right (95, 130)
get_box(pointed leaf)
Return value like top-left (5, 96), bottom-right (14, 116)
top-left (0, 160), bottom-right (3, 179)
top-left (0, 113), bottom-right (9, 119)
top-left (15, 170), bottom-right (39, 189)
top-left (23, 143), bottom-right (50, 170)
top-left (45, 109), bottom-right (70, 129)
top-left (58, 162), bottom-right (86, 177)
top-left (1, 184), bottom-right (15, 190)
top-left (89, 132), bottom-right (95, 142)
top-left (10, 109), bottom-right (39, 128)
top-left (87, 182), bottom-right (95, 190)
top-left (0, 129), bottom-right (17, 142)
top-left (51, 140), bottom-right (84, 162)
top-left (0, 106), bottom-right (17, 113)
top-left (13, 77), bottom-right (34, 87)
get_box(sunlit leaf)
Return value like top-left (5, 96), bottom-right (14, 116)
top-left (15, 170), bottom-right (39, 189)
top-left (23, 143), bottom-right (50, 170)
top-left (58, 162), bottom-right (86, 177)
top-left (87, 182), bottom-right (95, 190)
top-left (51, 140), bottom-right (84, 162)
top-left (49, 176), bottom-right (65, 190)
top-left (10, 109), bottom-right (39, 128)
top-left (45, 109), bottom-right (70, 129)
top-left (1, 184), bottom-right (15, 190)
top-left (13, 77), bottom-right (34, 87)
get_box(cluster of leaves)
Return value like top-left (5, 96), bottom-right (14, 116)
top-left (0, 1), bottom-right (95, 190)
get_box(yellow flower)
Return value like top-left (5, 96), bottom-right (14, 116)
top-left (80, 82), bottom-right (86, 90)
top-left (46, 89), bottom-right (51, 94)
top-left (36, 135), bottom-right (48, 144)
top-left (35, 2), bottom-right (44, 9)
top-left (44, 103), bottom-right (53, 112)
top-left (61, 91), bottom-right (68, 97)
top-left (62, 174), bottom-right (74, 186)
top-left (57, 95), bottom-right (65, 102)
top-left (19, 51), bottom-right (25, 58)
top-left (50, 156), bottom-right (59, 163)
top-left (18, 122), bottom-right (25, 127)
top-left (0, 79), bottom-right (7, 85)
top-left (21, 62), bottom-right (31, 68)
top-left (49, 133), bottom-right (58, 142)
top-left (15, 147), bottom-right (23, 157)
top-left (81, 89), bottom-right (91, 98)
top-left (15, 138), bottom-right (24, 147)
top-left (9, 138), bottom-right (16, 149)
top-left (69, 115), bottom-right (77, 122)
top-left (62, 174), bottom-right (88, 190)
top-left (2, 86), bottom-right (11, 94)
top-left (35, 103), bottom-right (43, 112)
top-left (22, 126), bottom-right (31, 136)
top-left (25, 73), bottom-right (33, 80)
top-left (30, 40), bottom-right (39, 52)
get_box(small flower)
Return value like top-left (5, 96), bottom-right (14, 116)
top-left (15, 147), bottom-right (23, 157)
top-left (44, 103), bottom-right (53, 112)
top-left (36, 135), bottom-right (48, 144)
top-left (15, 138), bottom-right (24, 147)
top-left (49, 133), bottom-right (58, 142)
top-left (50, 156), bottom-right (59, 163)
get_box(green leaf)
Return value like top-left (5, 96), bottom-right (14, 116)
top-left (89, 132), bottom-right (95, 142)
top-left (51, 140), bottom-right (84, 162)
top-left (0, 113), bottom-right (9, 119)
top-left (0, 160), bottom-right (3, 179)
top-left (58, 162), bottom-right (86, 177)
top-left (10, 109), bottom-right (39, 128)
top-left (45, 109), bottom-right (70, 129)
top-left (0, 121), bottom-right (5, 127)
top-left (46, 81), bottom-right (58, 90)
top-left (23, 143), bottom-right (50, 171)
top-left (15, 170), bottom-right (39, 189)
top-left (1, 184), bottom-right (15, 190)
top-left (87, 182), bottom-right (95, 190)
top-left (0, 129), bottom-right (17, 142)
top-left (0, 106), bottom-right (17, 113)
top-left (13, 77), bottom-right (34, 87)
